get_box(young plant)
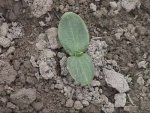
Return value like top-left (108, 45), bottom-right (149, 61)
top-left (58, 12), bottom-right (94, 86)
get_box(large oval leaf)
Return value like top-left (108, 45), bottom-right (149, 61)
top-left (67, 53), bottom-right (94, 86)
top-left (58, 12), bottom-right (89, 56)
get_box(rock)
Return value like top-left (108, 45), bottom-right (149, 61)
top-left (0, 23), bottom-right (9, 37)
top-left (65, 99), bottom-right (74, 108)
top-left (103, 68), bottom-right (129, 93)
top-left (91, 80), bottom-right (101, 87)
top-left (10, 88), bottom-right (36, 106)
top-left (54, 83), bottom-right (64, 90)
top-left (40, 49), bottom-right (56, 59)
top-left (121, 0), bottom-right (141, 12)
top-left (68, 0), bottom-right (75, 5)
top-left (0, 97), bottom-right (8, 104)
top-left (137, 76), bottom-right (145, 86)
top-left (30, 56), bottom-right (38, 67)
top-left (102, 102), bottom-right (114, 113)
top-left (0, 36), bottom-right (11, 48)
top-left (0, 60), bottom-right (17, 84)
top-left (31, 0), bottom-right (53, 18)
top-left (137, 61), bottom-right (148, 68)
top-left (36, 39), bottom-right (47, 50)
top-left (13, 60), bottom-right (21, 71)
top-left (114, 93), bottom-right (126, 107)
top-left (136, 26), bottom-right (147, 35)
top-left (39, 61), bottom-right (55, 79)
top-left (124, 105), bottom-right (138, 113)
top-left (90, 3), bottom-right (97, 11)
top-left (32, 102), bottom-right (43, 111)
top-left (82, 100), bottom-right (89, 106)
top-left (46, 27), bottom-right (60, 49)
top-left (110, 1), bottom-right (117, 9)
top-left (74, 101), bottom-right (83, 110)
top-left (6, 102), bottom-right (16, 109)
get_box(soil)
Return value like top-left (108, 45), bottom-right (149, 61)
top-left (0, 0), bottom-right (150, 113)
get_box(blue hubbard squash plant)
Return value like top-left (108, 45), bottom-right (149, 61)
top-left (58, 12), bottom-right (94, 86)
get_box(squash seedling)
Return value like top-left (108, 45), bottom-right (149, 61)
top-left (58, 12), bottom-right (94, 86)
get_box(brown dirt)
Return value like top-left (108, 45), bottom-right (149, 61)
top-left (0, 0), bottom-right (150, 113)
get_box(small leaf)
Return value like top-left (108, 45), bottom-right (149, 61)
top-left (58, 12), bottom-right (89, 56)
top-left (67, 53), bottom-right (94, 86)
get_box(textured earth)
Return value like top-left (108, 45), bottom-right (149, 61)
top-left (0, 0), bottom-right (150, 113)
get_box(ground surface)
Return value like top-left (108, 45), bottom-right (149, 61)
top-left (0, 0), bottom-right (150, 113)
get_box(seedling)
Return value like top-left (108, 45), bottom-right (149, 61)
top-left (58, 12), bottom-right (94, 86)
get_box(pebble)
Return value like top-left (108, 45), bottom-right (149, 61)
top-left (68, 0), bottom-right (75, 5)
top-left (102, 102), bottom-right (114, 113)
top-left (137, 76), bottom-right (145, 86)
top-left (121, 0), bottom-right (141, 12)
top-left (31, 0), bottom-right (53, 18)
top-left (0, 60), bottom-right (17, 84)
top-left (46, 27), bottom-right (60, 49)
top-left (32, 102), bottom-right (43, 111)
top-left (36, 39), bottom-right (47, 51)
top-left (74, 101), bottom-right (83, 110)
top-left (103, 68), bottom-right (129, 93)
top-left (10, 88), bottom-right (36, 106)
top-left (137, 61), bottom-right (148, 68)
top-left (124, 105), bottom-right (138, 112)
top-left (13, 60), bottom-right (21, 71)
top-left (65, 99), bottom-right (74, 108)
top-left (114, 93), bottom-right (126, 107)
top-left (6, 102), bottom-right (16, 109)
top-left (90, 3), bottom-right (97, 11)
top-left (82, 100), bottom-right (89, 106)
top-left (0, 23), bottom-right (9, 37)
top-left (110, 1), bottom-right (118, 9)
top-left (0, 36), bottom-right (11, 48)
top-left (91, 80), bottom-right (101, 87)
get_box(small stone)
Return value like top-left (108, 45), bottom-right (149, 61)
top-left (137, 76), bottom-right (145, 86)
top-left (0, 60), bottom-right (17, 84)
top-left (124, 105), bottom-right (138, 112)
top-left (10, 88), bottom-right (36, 106)
top-left (114, 93), bottom-right (126, 107)
top-left (137, 61), bottom-right (148, 68)
top-left (103, 68), bottom-right (129, 93)
top-left (91, 80), bottom-right (101, 87)
top-left (102, 102), bottom-right (114, 113)
top-left (54, 83), bottom-right (64, 90)
top-left (121, 0), bottom-right (141, 12)
top-left (74, 101), bottom-right (83, 110)
top-left (36, 39), bottom-right (47, 50)
top-left (82, 100), bottom-right (89, 106)
top-left (90, 3), bottom-right (97, 11)
top-left (0, 23), bottom-right (9, 37)
top-left (65, 99), bottom-right (74, 108)
top-left (68, 0), bottom-right (75, 5)
top-left (110, 1), bottom-right (118, 9)
top-left (0, 97), bottom-right (8, 103)
top-left (0, 36), bottom-right (11, 48)
top-left (6, 102), bottom-right (16, 109)
top-left (32, 102), bottom-right (43, 111)
top-left (30, 56), bottom-right (38, 67)
top-left (31, 0), bottom-right (53, 18)
top-left (46, 27), bottom-right (60, 49)
top-left (115, 32), bottom-right (122, 40)
top-left (13, 60), bottom-right (21, 71)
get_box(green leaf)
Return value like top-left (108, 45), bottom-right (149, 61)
top-left (67, 53), bottom-right (94, 86)
top-left (58, 12), bottom-right (89, 56)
